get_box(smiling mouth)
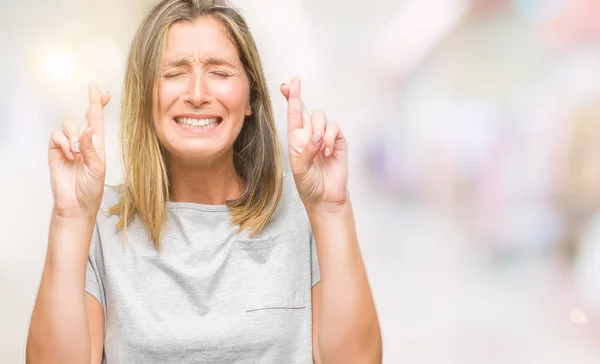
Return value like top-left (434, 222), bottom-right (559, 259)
top-left (174, 117), bottom-right (222, 129)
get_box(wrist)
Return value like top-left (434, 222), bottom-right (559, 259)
top-left (305, 197), bottom-right (352, 219)
top-left (47, 212), bottom-right (97, 269)
top-left (51, 207), bottom-right (98, 225)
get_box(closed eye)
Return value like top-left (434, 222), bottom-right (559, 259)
top-left (211, 71), bottom-right (231, 78)
top-left (163, 72), bottom-right (184, 79)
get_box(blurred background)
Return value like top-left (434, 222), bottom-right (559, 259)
top-left (2, 0), bottom-right (600, 362)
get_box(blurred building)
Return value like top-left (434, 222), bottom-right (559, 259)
top-left (2, 0), bottom-right (600, 363)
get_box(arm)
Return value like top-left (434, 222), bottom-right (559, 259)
top-left (28, 83), bottom-right (110, 364)
top-left (310, 201), bottom-right (382, 364)
top-left (27, 215), bottom-right (104, 364)
top-left (88, 292), bottom-right (105, 364)
top-left (281, 76), bottom-right (382, 363)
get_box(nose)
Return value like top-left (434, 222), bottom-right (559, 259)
top-left (184, 72), bottom-right (212, 107)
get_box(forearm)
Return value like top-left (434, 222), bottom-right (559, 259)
top-left (27, 214), bottom-right (95, 364)
top-left (308, 200), bottom-right (382, 363)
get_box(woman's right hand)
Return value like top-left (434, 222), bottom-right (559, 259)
top-left (48, 83), bottom-right (111, 219)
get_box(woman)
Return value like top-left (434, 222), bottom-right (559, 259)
top-left (27, 0), bottom-right (381, 363)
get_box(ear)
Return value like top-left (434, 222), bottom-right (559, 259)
top-left (245, 103), bottom-right (252, 116)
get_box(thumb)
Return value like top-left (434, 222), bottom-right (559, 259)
top-left (79, 127), bottom-right (104, 174)
top-left (294, 130), bottom-right (323, 177)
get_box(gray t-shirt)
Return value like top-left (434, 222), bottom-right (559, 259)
top-left (85, 175), bottom-right (320, 363)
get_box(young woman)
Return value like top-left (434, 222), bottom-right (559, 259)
top-left (27, 0), bottom-right (381, 363)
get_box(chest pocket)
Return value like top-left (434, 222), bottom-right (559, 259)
top-left (234, 234), bottom-right (306, 311)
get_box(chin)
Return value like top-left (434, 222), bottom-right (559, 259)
top-left (172, 142), bottom-right (234, 162)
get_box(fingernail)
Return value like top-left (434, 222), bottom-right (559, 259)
top-left (312, 132), bottom-right (322, 144)
top-left (74, 142), bottom-right (80, 153)
top-left (69, 152), bottom-right (75, 160)
top-left (325, 147), bottom-right (331, 157)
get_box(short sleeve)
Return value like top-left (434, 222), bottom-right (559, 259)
top-left (310, 230), bottom-right (321, 287)
top-left (85, 224), bottom-right (106, 316)
top-left (85, 261), bottom-right (102, 302)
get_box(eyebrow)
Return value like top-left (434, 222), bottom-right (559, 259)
top-left (164, 54), bottom-right (236, 68)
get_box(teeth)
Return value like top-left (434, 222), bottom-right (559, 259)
top-left (176, 117), bottom-right (219, 129)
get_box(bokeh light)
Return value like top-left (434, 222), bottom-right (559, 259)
top-left (42, 48), bottom-right (76, 85)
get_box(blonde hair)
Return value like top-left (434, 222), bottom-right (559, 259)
top-left (109, 0), bottom-right (283, 250)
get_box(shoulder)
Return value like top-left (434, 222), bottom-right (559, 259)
top-left (258, 172), bottom-right (309, 236)
top-left (279, 172), bottom-right (306, 218)
top-left (93, 184), bottom-right (124, 239)
top-left (100, 184), bottom-right (123, 212)
top-left (87, 186), bottom-right (125, 271)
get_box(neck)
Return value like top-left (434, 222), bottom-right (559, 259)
top-left (167, 151), bottom-right (243, 205)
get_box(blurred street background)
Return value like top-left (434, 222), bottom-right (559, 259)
top-left (2, 0), bottom-right (600, 362)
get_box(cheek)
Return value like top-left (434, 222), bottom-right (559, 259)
top-left (152, 83), bottom-right (179, 146)
top-left (213, 80), bottom-right (250, 113)
top-left (155, 82), bottom-right (183, 120)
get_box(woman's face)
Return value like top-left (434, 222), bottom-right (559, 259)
top-left (153, 16), bottom-right (252, 163)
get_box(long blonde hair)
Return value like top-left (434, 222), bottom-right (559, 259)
top-left (109, 0), bottom-right (283, 250)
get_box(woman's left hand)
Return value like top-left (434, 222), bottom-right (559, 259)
top-left (281, 76), bottom-right (348, 212)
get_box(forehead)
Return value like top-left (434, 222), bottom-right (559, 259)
top-left (164, 16), bottom-right (240, 63)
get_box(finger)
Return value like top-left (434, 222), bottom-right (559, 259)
top-left (85, 92), bottom-right (111, 116)
top-left (322, 122), bottom-right (340, 157)
top-left (83, 92), bottom-right (110, 129)
top-left (287, 77), bottom-right (304, 131)
top-left (295, 110), bottom-right (326, 176)
top-left (88, 83), bottom-right (106, 160)
top-left (62, 117), bottom-right (81, 154)
top-left (101, 91), bottom-right (111, 106)
top-left (88, 83), bottom-right (105, 139)
top-left (280, 83), bottom-right (290, 100)
top-left (50, 131), bottom-right (75, 161)
top-left (284, 79), bottom-right (311, 129)
top-left (79, 127), bottom-right (104, 173)
top-left (311, 110), bottom-right (327, 142)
